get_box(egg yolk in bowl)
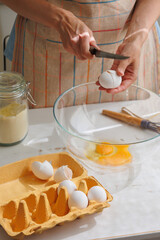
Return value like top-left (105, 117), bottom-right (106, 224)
top-left (86, 142), bottom-right (132, 166)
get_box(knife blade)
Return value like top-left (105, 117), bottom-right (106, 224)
top-left (89, 47), bottom-right (129, 60)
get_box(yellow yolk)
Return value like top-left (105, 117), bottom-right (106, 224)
top-left (86, 142), bottom-right (132, 166)
top-left (96, 143), bottom-right (114, 155)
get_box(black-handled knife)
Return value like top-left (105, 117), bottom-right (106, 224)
top-left (89, 47), bottom-right (129, 60)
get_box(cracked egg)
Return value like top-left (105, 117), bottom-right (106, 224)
top-left (86, 142), bottom-right (132, 166)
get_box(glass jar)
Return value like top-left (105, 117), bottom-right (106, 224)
top-left (0, 71), bottom-right (31, 146)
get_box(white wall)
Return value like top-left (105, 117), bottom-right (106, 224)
top-left (0, 4), bottom-right (16, 72)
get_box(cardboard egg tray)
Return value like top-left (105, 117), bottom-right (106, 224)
top-left (0, 152), bottom-right (113, 239)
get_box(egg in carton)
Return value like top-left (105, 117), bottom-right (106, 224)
top-left (0, 152), bottom-right (113, 239)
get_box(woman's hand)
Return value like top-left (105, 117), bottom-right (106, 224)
top-left (57, 9), bottom-right (99, 60)
top-left (106, 38), bottom-right (141, 93)
top-left (97, 38), bottom-right (141, 93)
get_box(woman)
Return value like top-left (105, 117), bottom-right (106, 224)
top-left (2, 0), bottom-right (160, 108)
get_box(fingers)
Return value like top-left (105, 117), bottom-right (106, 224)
top-left (90, 37), bottom-right (100, 50)
top-left (65, 32), bottom-right (97, 60)
top-left (116, 58), bottom-right (130, 76)
top-left (58, 12), bottom-right (98, 60)
top-left (79, 32), bottom-right (94, 59)
top-left (106, 79), bottom-right (133, 94)
top-left (98, 40), bottom-right (140, 94)
top-left (108, 63), bottom-right (138, 94)
top-left (70, 35), bottom-right (86, 60)
top-left (95, 80), bottom-right (100, 86)
top-left (111, 44), bottom-right (127, 75)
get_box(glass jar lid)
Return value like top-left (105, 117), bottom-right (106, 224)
top-left (0, 71), bottom-right (27, 99)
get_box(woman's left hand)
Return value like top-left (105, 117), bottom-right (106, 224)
top-left (97, 38), bottom-right (142, 93)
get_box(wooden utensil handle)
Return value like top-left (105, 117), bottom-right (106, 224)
top-left (102, 109), bottom-right (142, 127)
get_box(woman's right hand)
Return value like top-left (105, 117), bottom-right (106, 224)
top-left (56, 9), bottom-right (98, 60)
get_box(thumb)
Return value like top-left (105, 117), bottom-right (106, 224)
top-left (90, 36), bottom-right (100, 50)
top-left (116, 59), bottom-right (130, 76)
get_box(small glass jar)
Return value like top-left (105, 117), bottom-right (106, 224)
top-left (0, 71), bottom-right (30, 146)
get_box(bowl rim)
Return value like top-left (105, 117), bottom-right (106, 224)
top-left (53, 82), bottom-right (160, 145)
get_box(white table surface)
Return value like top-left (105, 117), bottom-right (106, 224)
top-left (1, 108), bottom-right (160, 240)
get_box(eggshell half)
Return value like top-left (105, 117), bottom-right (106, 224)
top-left (99, 70), bottom-right (122, 89)
top-left (31, 161), bottom-right (54, 180)
top-left (54, 165), bottom-right (73, 183)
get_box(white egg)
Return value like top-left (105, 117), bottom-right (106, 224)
top-left (99, 70), bottom-right (122, 89)
top-left (54, 165), bottom-right (73, 183)
top-left (68, 190), bottom-right (88, 209)
top-left (88, 186), bottom-right (107, 202)
top-left (58, 180), bottom-right (77, 195)
top-left (31, 160), bottom-right (54, 180)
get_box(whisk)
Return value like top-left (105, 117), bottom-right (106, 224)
top-left (102, 109), bottom-right (160, 134)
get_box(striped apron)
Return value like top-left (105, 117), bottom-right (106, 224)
top-left (11, 0), bottom-right (160, 108)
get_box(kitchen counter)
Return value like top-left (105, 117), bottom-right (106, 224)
top-left (1, 107), bottom-right (160, 240)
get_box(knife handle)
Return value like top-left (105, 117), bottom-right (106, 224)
top-left (89, 46), bottom-right (97, 55)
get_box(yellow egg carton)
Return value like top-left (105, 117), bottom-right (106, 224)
top-left (0, 152), bottom-right (113, 239)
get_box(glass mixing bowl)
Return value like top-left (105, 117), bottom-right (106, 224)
top-left (53, 82), bottom-right (160, 178)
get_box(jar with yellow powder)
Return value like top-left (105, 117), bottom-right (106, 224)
top-left (0, 72), bottom-right (33, 146)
